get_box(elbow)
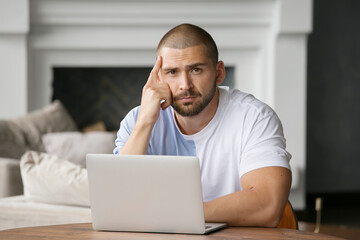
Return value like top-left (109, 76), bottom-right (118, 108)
top-left (231, 208), bottom-right (282, 227)
top-left (229, 203), bottom-right (284, 227)
top-left (262, 213), bottom-right (282, 228)
top-left (260, 204), bottom-right (284, 228)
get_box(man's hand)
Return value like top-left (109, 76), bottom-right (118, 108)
top-left (119, 56), bottom-right (171, 155)
top-left (137, 56), bottom-right (172, 126)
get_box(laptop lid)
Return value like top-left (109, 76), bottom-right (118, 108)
top-left (86, 154), bottom-right (224, 234)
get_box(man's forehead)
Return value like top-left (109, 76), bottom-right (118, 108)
top-left (160, 45), bottom-right (209, 67)
top-left (161, 60), bottom-right (209, 71)
top-left (158, 44), bottom-right (206, 56)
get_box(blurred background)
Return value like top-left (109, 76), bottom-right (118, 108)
top-left (0, 0), bottom-right (359, 237)
top-left (301, 0), bottom-right (360, 230)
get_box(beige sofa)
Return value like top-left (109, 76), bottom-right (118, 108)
top-left (0, 100), bottom-right (78, 198)
top-left (0, 151), bottom-right (93, 230)
top-left (0, 101), bottom-right (115, 230)
top-left (0, 195), bottom-right (91, 231)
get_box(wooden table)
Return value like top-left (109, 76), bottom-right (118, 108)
top-left (0, 223), bottom-right (345, 239)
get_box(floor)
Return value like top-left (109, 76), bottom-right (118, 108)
top-left (296, 193), bottom-right (360, 239)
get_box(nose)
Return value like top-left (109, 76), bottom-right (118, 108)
top-left (179, 72), bottom-right (193, 91)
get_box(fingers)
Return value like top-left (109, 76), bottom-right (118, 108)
top-left (157, 85), bottom-right (172, 110)
top-left (146, 56), bottom-right (162, 86)
top-left (156, 56), bottom-right (164, 84)
top-left (161, 97), bottom-right (172, 110)
top-left (142, 55), bottom-right (172, 114)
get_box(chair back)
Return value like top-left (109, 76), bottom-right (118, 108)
top-left (277, 201), bottom-right (298, 229)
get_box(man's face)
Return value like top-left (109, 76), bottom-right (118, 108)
top-left (159, 45), bottom-right (220, 117)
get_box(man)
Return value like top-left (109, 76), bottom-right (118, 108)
top-left (114, 23), bottom-right (292, 227)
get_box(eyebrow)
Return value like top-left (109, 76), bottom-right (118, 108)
top-left (162, 63), bottom-right (206, 72)
top-left (186, 63), bottom-right (206, 69)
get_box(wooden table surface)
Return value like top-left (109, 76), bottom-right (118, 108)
top-left (0, 223), bottom-right (345, 240)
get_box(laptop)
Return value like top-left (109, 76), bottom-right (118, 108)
top-left (86, 154), bottom-right (226, 234)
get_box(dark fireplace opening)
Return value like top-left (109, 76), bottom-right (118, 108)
top-left (52, 67), bottom-right (234, 131)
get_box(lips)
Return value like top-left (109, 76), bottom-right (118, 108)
top-left (173, 91), bottom-right (201, 102)
top-left (179, 96), bottom-right (196, 103)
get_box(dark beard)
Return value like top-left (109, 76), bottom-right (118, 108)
top-left (172, 83), bottom-right (217, 117)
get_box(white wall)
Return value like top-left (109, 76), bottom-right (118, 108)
top-left (274, 0), bottom-right (312, 210)
top-left (0, 0), bottom-right (28, 119)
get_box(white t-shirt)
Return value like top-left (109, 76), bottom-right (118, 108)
top-left (114, 86), bottom-right (291, 202)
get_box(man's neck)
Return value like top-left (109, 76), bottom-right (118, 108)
top-left (174, 88), bottom-right (220, 135)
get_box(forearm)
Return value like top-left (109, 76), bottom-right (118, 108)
top-left (119, 122), bottom-right (153, 155)
top-left (204, 189), bottom-right (284, 227)
top-left (119, 56), bottom-right (172, 155)
top-left (204, 167), bottom-right (291, 227)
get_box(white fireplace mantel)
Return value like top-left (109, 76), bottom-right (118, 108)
top-left (0, 0), bottom-right (312, 209)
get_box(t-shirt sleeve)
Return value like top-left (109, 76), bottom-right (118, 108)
top-left (113, 107), bottom-right (140, 154)
top-left (239, 108), bottom-right (292, 177)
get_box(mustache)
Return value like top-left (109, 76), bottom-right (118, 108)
top-left (173, 90), bottom-right (201, 101)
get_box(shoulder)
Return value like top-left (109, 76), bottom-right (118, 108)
top-left (122, 105), bottom-right (174, 129)
top-left (121, 106), bottom-right (141, 124)
top-left (219, 86), bottom-right (277, 119)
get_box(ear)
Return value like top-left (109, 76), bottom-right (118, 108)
top-left (215, 61), bottom-right (226, 85)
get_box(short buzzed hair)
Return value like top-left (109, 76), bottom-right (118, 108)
top-left (156, 23), bottom-right (219, 66)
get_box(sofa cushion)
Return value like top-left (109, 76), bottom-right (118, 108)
top-left (0, 195), bottom-right (91, 231)
top-left (42, 131), bottom-right (116, 168)
top-left (20, 151), bottom-right (90, 207)
top-left (0, 157), bottom-right (23, 198)
top-left (0, 100), bottom-right (78, 159)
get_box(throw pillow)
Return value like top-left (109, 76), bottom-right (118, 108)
top-left (0, 100), bottom-right (78, 159)
top-left (42, 131), bottom-right (116, 168)
top-left (20, 151), bottom-right (90, 207)
top-left (12, 100), bottom-right (78, 152)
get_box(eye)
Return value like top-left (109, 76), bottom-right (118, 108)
top-left (192, 68), bottom-right (202, 73)
top-left (167, 70), bottom-right (176, 75)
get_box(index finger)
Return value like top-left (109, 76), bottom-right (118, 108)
top-left (147, 56), bottom-right (162, 85)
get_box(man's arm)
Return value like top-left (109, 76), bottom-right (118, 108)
top-left (204, 166), bottom-right (291, 227)
top-left (119, 56), bottom-right (172, 155)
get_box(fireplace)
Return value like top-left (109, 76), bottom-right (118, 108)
top-left (51, 67), bottom-right (234, 131)
top-left (52, 67), bottom-right (150, 131)
top-left (1, 0), bottom-right (313, 209)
